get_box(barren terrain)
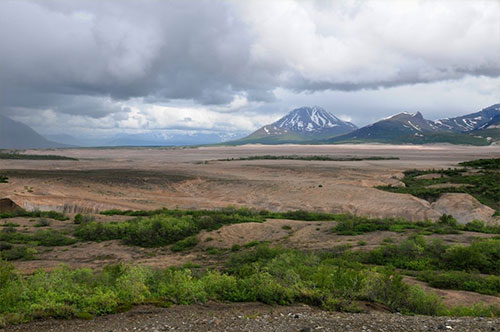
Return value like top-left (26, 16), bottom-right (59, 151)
top-left (1, 144), bottom-right (498, 221)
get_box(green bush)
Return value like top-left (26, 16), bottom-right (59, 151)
top-left (76, 212), bottom-right (264, 247)
top-left (171, 236), bottom-right (199, 252)
top-left (31, 230), bottom-right (77, 247)
top-left (438, 214), bottom-right (458, 227)
top-left (0, 241), bottom-right (12, 251)
top-left (0, 210), bottom-right (68, 221)
top-left (362, 235), bottom-right (444, 271)
top-left (362, 235), bottom-right (500, 276)
top-left (464, 220), bottom-right (500, 234)
top-left (0, 246), bottom-right (36, 261)
top-left (0, 228), bottom-right (76, 247)
top-left (74, 214), bottom-right (95, 224)
top-left (34, 218), bottom-right (50, 227)
top-left (332, 215), bottom-right (460, 236)
top-left (418, 271), bottom-right (500, 295)
top-left (442, 239), bottom-right (500, 275)
top-left (364, 267), bottom-right (444, 315)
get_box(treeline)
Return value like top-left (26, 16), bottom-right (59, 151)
top-left (0, 153), bottom-right (77, 161)
top-left (218, 155), bottom-right (399, 162)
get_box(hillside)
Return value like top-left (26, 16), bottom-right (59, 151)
top-left (0, 115), bottom-right (69, 149)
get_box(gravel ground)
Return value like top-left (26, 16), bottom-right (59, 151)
top-left (2, 303), bottom-right (499, 332)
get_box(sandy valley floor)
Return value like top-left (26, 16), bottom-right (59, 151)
top-left (1, 144), bottom-right (498, 221)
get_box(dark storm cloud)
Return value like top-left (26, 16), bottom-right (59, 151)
top-left (0, 0), bottom-right (277, 117)
top-left (0, 0), bottom-right (499, 122)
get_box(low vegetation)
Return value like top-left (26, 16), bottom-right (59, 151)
top-left (0, 227), bottom-right (76, 261)
top-left (417, 271), bottom-right (500, 296)
top-left (1, 199), bottom-right (500, 325)
top-left (3, 242), bottom-right (500, 326)
top-left (0, 228), bottom-right (76, 247)
top-left (101, 206), bottom-right (339, 221)
top-left (0, 152), bottom-right (77, 161)
top-left (75, 211), bottom-right (265, 247)
top-left (0, 209), bottom-right (68, 221)
top-left (333, 214), bottom-right (500, 235)
top-left (95, 208), bottom-right (500, 249)
top-left (218, 155), bottom-right (399, 162)
top-left (377, 157), bottom-right (500, 213)
top-left (360, 235), bottom-right (500, 275)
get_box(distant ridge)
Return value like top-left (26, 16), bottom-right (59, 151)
top-left (0, 115), bottom-right (70, 149)
top-left (328, 104), bottom-right (500, 145)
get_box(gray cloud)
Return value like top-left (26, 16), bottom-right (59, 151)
top-left (0, 0), bottom-right (499, 134)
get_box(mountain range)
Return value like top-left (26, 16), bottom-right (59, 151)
top-left (1, 104), bottom-right (498, 149)
top-left (232, 104), bottom-right (499, 145)
top-left (328, 104), bottom-right (499, 145)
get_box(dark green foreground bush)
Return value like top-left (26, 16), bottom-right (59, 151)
top-left (362, 235), bottom-right (500, 274)
top-left (417, 271), bottom-right (500, 296)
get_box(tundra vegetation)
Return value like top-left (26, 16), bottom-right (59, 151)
top-left (0, 152), bottom-right (77, 161)
top-left (1, 206), bottom-right (500, 326)
top-left (218, 155), bottom-right (399, 162)
top-left (377, 158), bottom-right (500, 213)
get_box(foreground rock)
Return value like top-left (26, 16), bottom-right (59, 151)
top-left (0, 198), bottom-right (22, 213)
top-left (3, 303), bottom-right (499, 332)
top-left (432, 193), bottom-right (496, 224)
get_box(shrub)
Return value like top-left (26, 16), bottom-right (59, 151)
top-left (31, 230), bottom-right (77, 247)
top-left (464, 220), bottom-right (500, 234)
top-left (0, 210), bottom-right (68, 221)
top-left (418, 271), bottom-right (500, 295)
top-left (438, 214), bottom-right (458, 228)
top-left (0, 246), bottom-right (36, 261)
top-left (171, 236), bottom-right (199, 252)
top-left (74, 214), bottom-right (83, 224)
top-left (0, 242), bottom-right (12, 251)
top-left (0, 228), bottom-right (76, 247)
top-left (364, 267), bottom-right (444, 315)
top-left (74, 214), bottom-right (95, 225)
top-left (34, 218), bottom-right (50, 227)
top-left (76, 212), bottom-right (265, 247)
top-left (442, 239), bottom-right (500, 275)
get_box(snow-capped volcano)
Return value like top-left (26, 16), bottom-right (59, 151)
top-left (241, 106), bottom-right (357, 143)
top-left (273, 106), bottom-right (357, 132)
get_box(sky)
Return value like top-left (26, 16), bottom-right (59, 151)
top-left (1, 0), bottom-right (499, 141)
